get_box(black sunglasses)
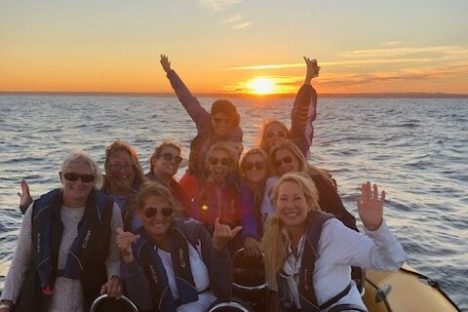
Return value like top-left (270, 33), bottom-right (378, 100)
top-left (63, 172), bottom-right (95, 183)
top-left (274, 156), bottom-right (293, 168)
top-left (265, 130), bottom-right (286, 138)
top-left (242, 161), bottom-right (265, 171)
top-left (159, 152), bottom-right (183, 164)
top-left (143, 207), bottom-right (174, 218)
top-left (109, 163), bottom-right (133, 171)
top-left (212, 117), bottom-right (233, 124)
top-left (208, 157), bottom-right (231, 166)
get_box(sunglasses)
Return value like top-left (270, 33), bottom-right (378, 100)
top-left (208, 157), bottom-right (232, 166)
top-left (212, 117), bottom-right (233, 125)
top-left (265, 130), bottom-right (286, 139)
top-left (242, 162), bottom-right (265, 171)
top-left (274, 156), bottom-right (294, 168)
top-left (109, 163), bottom-right (133, 171)
top-left (63, 172), bottom-right (95, 183)
top-left (143, 206), bottom-right (174, 218)
top-left (159, 152), bottom-right (183, 164)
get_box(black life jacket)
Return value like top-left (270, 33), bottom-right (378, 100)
top-left (27, 188), bottom-right (113, 310)
top-left (132, 220), bottom-right (203, 311)
top-left (277, 211), bottom-right (352, 312)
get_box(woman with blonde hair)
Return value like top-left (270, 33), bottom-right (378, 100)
top-left (261, 140), bottom-right (357, 231)
top-left (262, 173), bottom-right (406, 311)
top-left (238, 147), bottom-right (270, 257)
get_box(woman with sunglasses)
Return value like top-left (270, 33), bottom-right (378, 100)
top-left (262, 173), bottom-right (406, 311)
top-left (101, 140), bottom-right (146, 232)
top-left (159, 55), bottom-right (242, 188)
top-left (238, 148), bottom-right (270, 257)
top-left (264, 140), bottom-right (357, 231)
top-left (259, 57), bottom-right (320, 157)
top-left (117, 182), bottom-right (241, 312)
top-left (183, 142), bottom-right (258, 254)
top-left (0, 151), bottom-right (123, 312)
top-left (146, 141), bottom-right (191, 213)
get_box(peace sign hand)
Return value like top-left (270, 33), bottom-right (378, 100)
top-left (213, 217), bottom-right (243, 250)
top-left (357, 182), bottom-right (385, 231)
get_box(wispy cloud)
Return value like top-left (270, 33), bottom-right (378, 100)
top-left (223, 14), bottom-right (252, 30)
top-left (340, 45), bottom-right (468, 58)
top-left (320, 64), bottom-right (468, 86)
top-left (198, 0), bottom-right (243, 12)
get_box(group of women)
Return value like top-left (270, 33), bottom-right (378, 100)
top-left (0, 55), bottom-right (406, 312)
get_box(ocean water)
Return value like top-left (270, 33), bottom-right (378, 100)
top-left (0, 94), bottom-right (467, 309)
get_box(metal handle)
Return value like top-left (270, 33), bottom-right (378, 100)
top-left (89, 294), bottom-right (138, 312)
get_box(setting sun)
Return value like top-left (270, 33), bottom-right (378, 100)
top-left (247, 77), bottom-right (276, 95)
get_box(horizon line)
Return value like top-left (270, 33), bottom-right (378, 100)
top-left (1, 91), bottom-right (468, 99)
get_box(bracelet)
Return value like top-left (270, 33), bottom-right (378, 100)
top-left (0, 302), bottom-right (12, 309)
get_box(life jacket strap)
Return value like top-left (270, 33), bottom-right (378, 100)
top-left (319, 282), bottom-right (352, 310)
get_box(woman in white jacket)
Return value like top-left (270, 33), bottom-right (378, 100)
top-left (262, 173), bottom-right (406, 312)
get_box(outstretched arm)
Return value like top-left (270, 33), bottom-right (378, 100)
top-left (159, 54), bottom-right (210, 128)
top-left (290, 57), bottom-right (320, 156)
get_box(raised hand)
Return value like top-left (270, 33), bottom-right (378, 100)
top-left (304, 56), bottom-right (320, 84)
top-left (116, 228), bottom-right (140, 264)
top-left (213, 217), bottom-right (242, 250)
top-left (160, 54), bottom-right (172, 73)
top-left (18, 179), bottom-right (33, 213)
top-left (357, 182), bottom-right (385, 231)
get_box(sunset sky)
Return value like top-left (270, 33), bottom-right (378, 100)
top-left (1, 0), bottom-right (467, 95)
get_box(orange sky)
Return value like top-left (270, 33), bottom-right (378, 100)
top-left (1, 1), bottom-right (467, 95)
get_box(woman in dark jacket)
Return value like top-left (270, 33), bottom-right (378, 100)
top-left (117, 181), bottom-right (240, 312)
top-left (1, 151), bottom-right (122, 312)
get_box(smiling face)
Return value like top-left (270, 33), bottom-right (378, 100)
top-left (60, 161), bottom-right (95, 207)
top-left (273, 148), bottom-right (300, 176)
top-left (275, 181), bottom-right (310, 229)
top-left (206, 149), bottom-right (232, 184)
top-left (106, 150), bottom-right (136, 195)
top-left (152, 146), bottom-right (181, 179)
top-left (211, 112), bottom-right (234, 137)
top-left (242, 153), bottom-right (268, 185)
top-left (139, 194), bottom-right (174, 242)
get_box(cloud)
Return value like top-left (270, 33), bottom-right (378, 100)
top-left (223, 14), bottom-right (252, 30)
top-left (320, 64), bottom-right (468, 86)
top-left (198, 0), bottom-right (243, 12)
top-left (340, 45), bottom-right (468, 58)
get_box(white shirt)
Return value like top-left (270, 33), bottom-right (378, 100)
top-left (283, 219), bottom-right (406, 312)
top-left (157, 242), bottom-right (216, 312)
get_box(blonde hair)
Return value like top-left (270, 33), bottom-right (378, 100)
top-left (136, 181), bottom-right (183, 217)
top-left (203, 141), bottom-right (238, 179)
top-left (239, 147), bottom-right (269, 178)
top-left (262, 173), bottom-right (321, 289)
top-left (269, 140), bottom-right (335, 186)
top-left (258, 119), bottom-right (289, 152)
